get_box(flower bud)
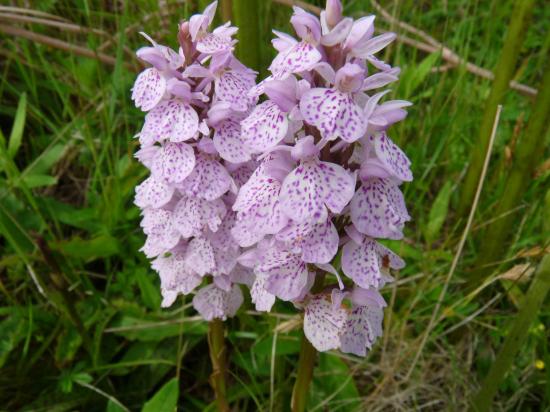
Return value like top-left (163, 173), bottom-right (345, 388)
top-left (325, 0), bottom-right (343, 27)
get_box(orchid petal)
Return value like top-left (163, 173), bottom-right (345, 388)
top-left (350, 178), bottom-right (410, 239)
top-left (241, 101), bottom-right (289, 153)
top-left (304, 295), bottom-right (347, 352)
top-left (132, 68), bottom-right (166, 111)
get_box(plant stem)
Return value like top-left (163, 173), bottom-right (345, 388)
top-left (466, 59), bottom-right (550, 288)
top-left (232, 0), bottom-right (261, 70)
top-left (208, 319), bottom-right (230, 412)
top-left (469, 254), bottom-right (550, 412)
top-left (291, 335), bottom-right (317, 412)
top-left (220, 0), bottom-right (232, 22)
top-left (290, 275), bottom-right (326, 412)
top-left (457, 0), bottom-right (534, 217)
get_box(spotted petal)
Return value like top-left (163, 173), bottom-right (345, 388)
top-left (151, 142), bottom-right (196, 184)
top-left (140, 208), bottom-right (180, 250)
top-left (213, 120), bottom-right (251, 163)
top-left (215, 70), bottom-right (256, 111)
top-left (241, 101), bottom-right (289, 153)
top-left (340, 305), bottom-right (384, 356)
top-left (342, 238), bottom-right (403, 289)
top-left (196, 33), bottom-right (234, 54)
top-left (350, 178), bottom-right (410, 239)
top-left (269, 41), bottom-right (322, 80)
top-left (140, 100), bottom-right (199, 145)
top-left (257, 248), bottom-right (310, 301)
top-left (300, 88), bottom-right (366, 143)
top-left (251, 273), bottom-right (276, 312)
top-left (184, 237), bottom-right (215, 276)
top-left (304, 295), bottom-right (347, 352)
top-left (178, 153), bottom-right (232, 201)
top-left (173, 196), bottom-right (226, 238)
top-left (372, 133), bottom-right (412, 182)
top-left (132, 68), bottom-right (166, 111)
top-left (193, 284), bottom-right (243, 321)
top-left (279, 160), bottom-right (355, 224)
top-left (134, 176), bottom-right (174, 209)
top-left (277, 219), bottom-right (338, 264)
top-left (152, 252), bottom-right (202, 307)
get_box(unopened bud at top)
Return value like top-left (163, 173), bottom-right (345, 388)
top-left (325, 0), bottom-right (343, 27)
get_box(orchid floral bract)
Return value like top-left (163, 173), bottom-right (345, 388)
top-left (131, 0), bottom-right (412, 358)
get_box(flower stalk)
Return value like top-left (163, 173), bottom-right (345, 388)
top-left (208, 319), bottom-right (230, 412)
top-left (470, 254), bottom-right (550, 411)
top-left (291, 335), bottom-right (317, 412)
top-left (458, 0), bottom-right (534, 217)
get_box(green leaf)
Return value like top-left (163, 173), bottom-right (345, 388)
top-left (19, 174), bottom-right (58, 188)
top-left (311, 354), bottom-right (360, 409)
top-left (135, 268), bottom-right (161, 310)
top-left (424, 181), bottom-right (453, 244)
top-left (23, 143), bottom-right (68, 176)
top-left (55, 325), bottom-right (83, 365)
top-left (0, 314), bottom-right (27, 367)
top-left (109, 315), bottom-right (207, 342)
top-left (52, 234), bottom-right (120, 261)
top-left (107, 399), bottom-right (127, 412)
top-left (8, 92), bottom-right (28, 159)
top-left (142, 378), bottom-right (179, 412)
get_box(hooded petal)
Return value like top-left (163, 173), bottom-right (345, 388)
top-left (140, 99), bottom-right (199, 144)
top-left (178, 153), bottom-right (232, 201)
top-left (350, 178), bottom-right (410, 239)
top-left (213, 120), bottom-right (251, 163)
top-left (300, 88), bottom-right (366, 143)
top-left (134, 176), bottom-right (174, 208)
top-left (151, 142), bottom-right (196, 184)
top-left (279, 160), bottom-right (355, 224)
top-left (303, 295), bottom-right (347, 352)
top-left (241, 101), bottom-right (289, 153)
top-left (132, 68), bottom-right (166, 111)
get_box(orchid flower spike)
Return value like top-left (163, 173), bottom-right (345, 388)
top-left (131, 1), bottom-right (257, 320)
top-left (235, 0), bottom-right (413, 357)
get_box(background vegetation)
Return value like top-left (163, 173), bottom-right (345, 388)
top-left (0, 0), bottom-right (548, 410)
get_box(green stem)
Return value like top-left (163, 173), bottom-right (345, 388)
top-left (466, 58), bottom-right (550, 288)
top-left (232, 0), bottom-right (261, 70)
top-left (291, 334), bottom-right (317, 412)
top-left (457, 0), bottom-right (534, 217)
top-left (469, 254), bottom-right (550, 411)
top-left (208, 319), bottom-right (230, 412)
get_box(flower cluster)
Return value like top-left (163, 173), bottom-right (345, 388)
top-left (131, 1), bottom-right (258, 320)
top-left (131, 0), bottom-right (412, 357)
top-left (231, 0), bottom-right (412, 356)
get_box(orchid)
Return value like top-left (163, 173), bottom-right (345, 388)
top-left (131, 0), bottom-right (412, 358)
top-left (235, 0), bottom-right (412, 356)
top-left (131, 1), bottom-right (256, 320)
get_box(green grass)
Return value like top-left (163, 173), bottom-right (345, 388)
top-left (0, 0), bottom-right (549, 411)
